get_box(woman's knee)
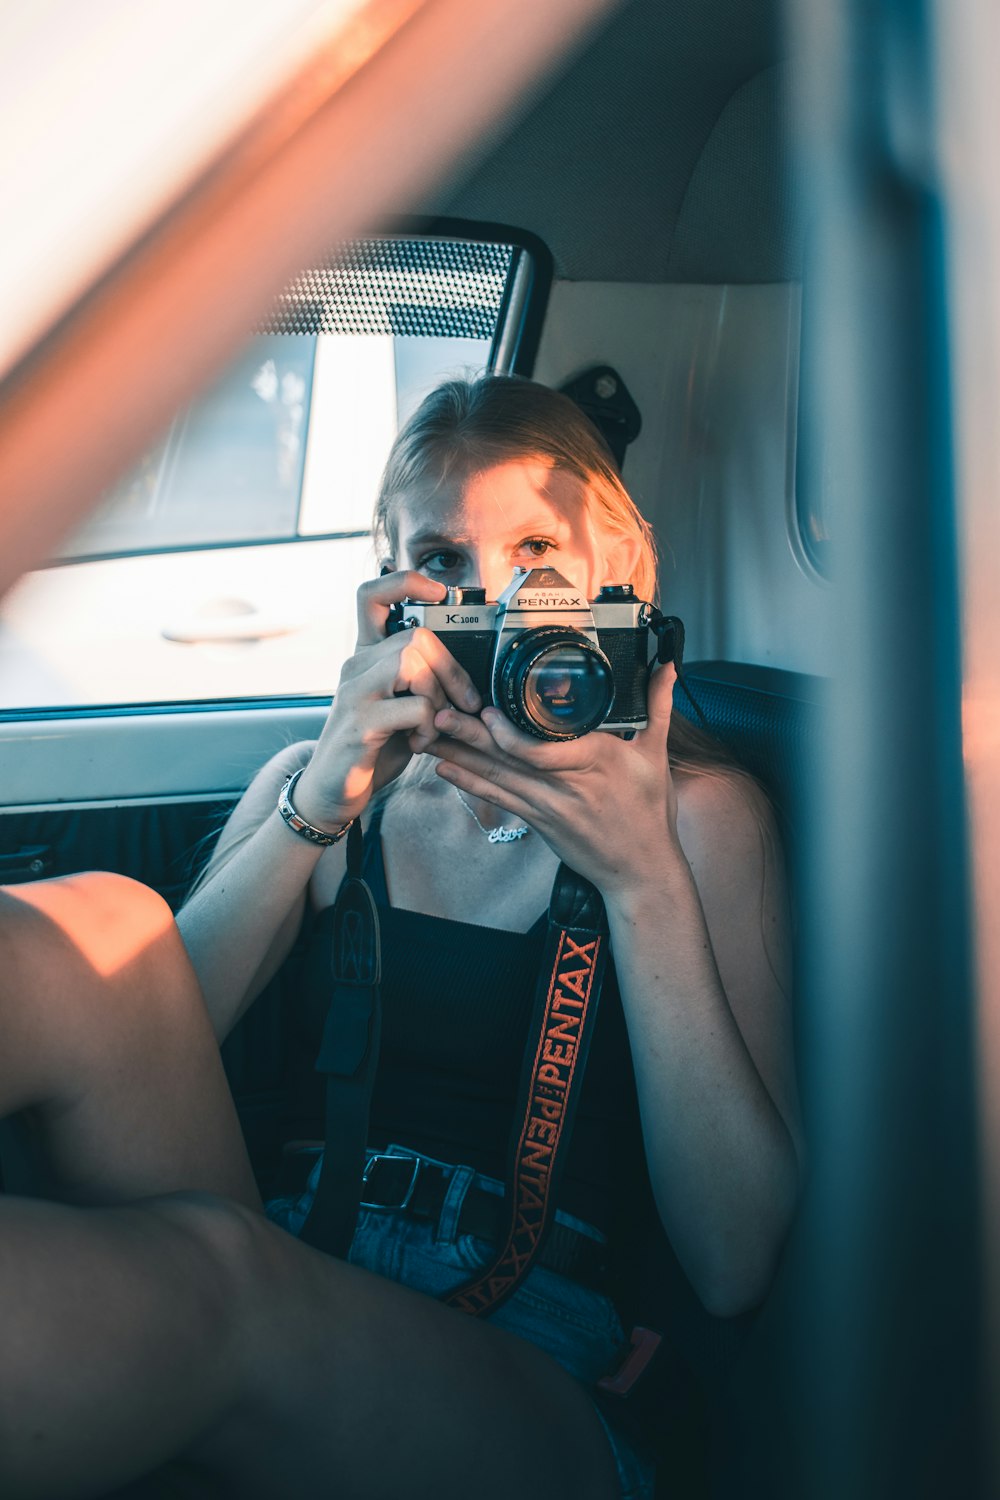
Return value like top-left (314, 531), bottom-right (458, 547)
top-left (147, 1195), bottom-right (353, 1377)
top-left (0, 877), bottom-right (175, 1114)
top-left (11, 873), bottom-right (201, 1049)
top-left (0, 1194), bottom-right (272, 1498)
top-left (1, 871), bottom-right (177, 998)
top-left (35, 870), bottom-right (176, 976)
top-left (143, 1192), bottom-right (279, 1343)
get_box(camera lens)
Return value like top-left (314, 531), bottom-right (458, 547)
top-left (496, 628), bottom-right (614, 740)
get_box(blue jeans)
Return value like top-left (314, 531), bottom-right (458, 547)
top-left (268, 1144), bottom-right (656, 1499)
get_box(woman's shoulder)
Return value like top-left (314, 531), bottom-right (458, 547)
top-left (672, 766), bottom-right (793, 1029)
top-left (674, 764), bottom-right (781, 880)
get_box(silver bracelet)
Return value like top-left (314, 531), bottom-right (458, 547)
top-left (277, 768), bottom-right (355, 848)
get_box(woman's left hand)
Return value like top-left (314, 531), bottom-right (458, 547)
top-left (427, 662), bottom-right (680, 893)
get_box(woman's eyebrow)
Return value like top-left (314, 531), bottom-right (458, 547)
top-left (403, 528), bottom-right (470, 551)
top-left (403, 519), bottom-right (570, 552)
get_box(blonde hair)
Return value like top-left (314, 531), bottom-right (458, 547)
top-left (374, 376), bottom-right (658, 602)
top-left (373, 375), bottom-right (745, 780)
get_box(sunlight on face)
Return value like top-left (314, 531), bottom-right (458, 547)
top-left (393, 460), bottom-right (636, 601)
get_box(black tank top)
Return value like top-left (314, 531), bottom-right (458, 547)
top-left (298, 807), bottom-right (644, 1234)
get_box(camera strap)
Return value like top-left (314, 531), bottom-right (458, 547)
top-left (648, 609), bottom-right (709, 731)
top-left (303, 817), bottom-right (609, 1314)
top-left (441, 862), bottom-right (609, 1316)
top-left (300, 816), bottom-right (382, 1258)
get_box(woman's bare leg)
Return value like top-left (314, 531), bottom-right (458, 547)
top-left (0, 875), bottom-right (258, 1207)
top-left (207, 1217), bottom-right (623, 1500)
top-left (0, 1192), bottom-right (619, 1500)
top-left (0, 877), bottom-right (620, 1499)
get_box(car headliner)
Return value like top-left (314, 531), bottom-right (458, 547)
top-left (428, 0), bottom-right (797, 284)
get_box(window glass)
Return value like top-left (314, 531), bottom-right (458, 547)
top-left (0, 331), bottom-right (488, 711)
top-left (61, 336), bottom-right (318, 560)
top-left (0, 233), bottom-right (533, 714)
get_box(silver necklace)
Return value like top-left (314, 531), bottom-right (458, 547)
top-left (454, 787), bottom-right (530, 844)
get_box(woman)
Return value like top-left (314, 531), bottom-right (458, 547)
top-left (0, 374), bottom-right (798, 1499)
top-left (177, 375), bottom-right (803, 1496)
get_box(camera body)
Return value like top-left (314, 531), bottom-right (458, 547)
top-left (386, 567), bottom-right (657, 741)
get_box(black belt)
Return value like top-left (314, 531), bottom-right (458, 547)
top-left (359, 1153), bottom-right (608, 1294)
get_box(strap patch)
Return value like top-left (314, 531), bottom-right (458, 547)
top-left (597, 1326), bottom-right (664, 1397)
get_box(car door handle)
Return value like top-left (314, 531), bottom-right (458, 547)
top-left (161, 601), bottom-right (303, 644)
top-left (0, 845), bottom-right (54, 883)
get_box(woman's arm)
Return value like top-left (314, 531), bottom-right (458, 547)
top-left (177, 740), bottom-right (332, 1039)
top-left (603, 770), bottom-right (801, 1317)
top-left (178, 571), bottom-right (482, 1040)
top-left (427, 667), bottom-right (802, 1317)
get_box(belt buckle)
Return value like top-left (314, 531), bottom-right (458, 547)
top-left (360, 1152), bottom-right (421, 1211)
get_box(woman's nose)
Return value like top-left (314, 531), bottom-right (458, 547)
top-left (466, 553), bottom-right (506, 601)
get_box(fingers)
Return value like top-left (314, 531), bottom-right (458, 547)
top-left (428, 710), bottom-right (551, 805)
top-left (432, 758), bottom-right (536, 829)
top-left (407, 629), bottom-right (482, 712)
top-left (355, 569), bottom-right (481, 710)
top-left (430, 708), bottom-right (547, 775)
top-left (348, 630), bottom-right (480, 712)
top-left (342, 624), bottom-right (480, 715)
top-left (391, 640), bottom-right (450, 714)
top-left (430, 708), bottom-right (498, 755)
top-left (355, 693), bottom-right (439, 756)
top-left (328, 632), bottom-right (482, 778)
top-left (638, 662), bottom-right (677, 742)
top-left (476, 708), bottom-right (588, 770)
top-left (355, 571), bottom-right (446, 646)
top-left (429, 707), bottom-right (602, 794)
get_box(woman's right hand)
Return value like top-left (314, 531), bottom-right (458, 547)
top-left (291, 571), bottom-right (482, 832)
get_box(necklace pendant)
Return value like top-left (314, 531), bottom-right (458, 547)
top-left (454, 786), bottom-right (530, 844)
top-left (488, 824), bottom-right (528, 844)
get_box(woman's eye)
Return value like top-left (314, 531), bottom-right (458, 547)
top-left (522, 538), bottom-right (556, 559)
top-left (419, 550), bottom-right (463, 576)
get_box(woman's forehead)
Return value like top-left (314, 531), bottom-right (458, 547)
top-left (395, 460), bottom-right (589, 543)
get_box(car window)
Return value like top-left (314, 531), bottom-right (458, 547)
top-left (61, 334), bottom-right (320, 560)
top-left (0, 233), bottom-right (542, 712)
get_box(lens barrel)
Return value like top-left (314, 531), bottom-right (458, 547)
top-left (495, 627), bottom-right (614, 740)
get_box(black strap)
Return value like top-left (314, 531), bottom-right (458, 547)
top-left (359, 802), bottom-right (389, 905)
top-left (648, 610), bottom-right (709, 731)
top-left (300, 817), bottom-right (382, 1256)
top-left (442, 863), bottom-right (609, 1316)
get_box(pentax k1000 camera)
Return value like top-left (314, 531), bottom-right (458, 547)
top-left (386, 566), bottom-right (682, 742)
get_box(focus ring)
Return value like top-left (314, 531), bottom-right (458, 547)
top-left (496, 627), bottom-right (613, 741)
